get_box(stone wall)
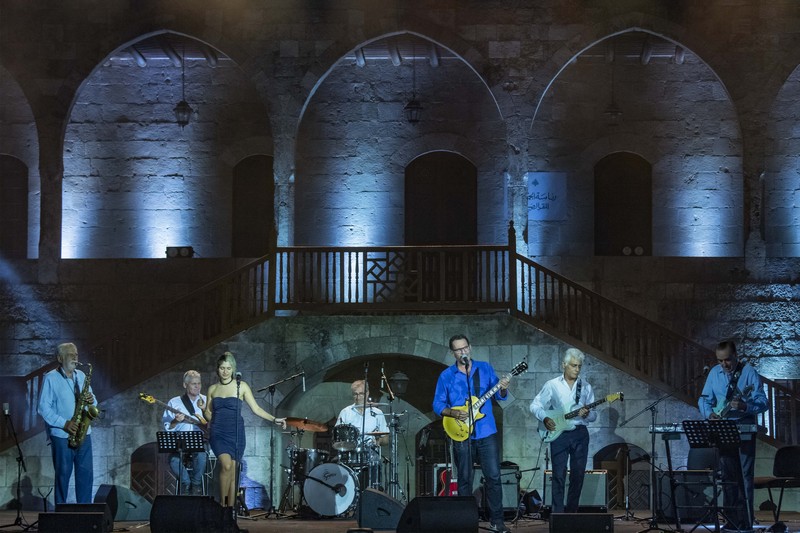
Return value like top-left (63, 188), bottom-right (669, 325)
top-left (0, 258), bottom-right (244, 375)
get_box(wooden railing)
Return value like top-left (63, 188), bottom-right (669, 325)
top-left (2, 225), bottom-right (798, 450)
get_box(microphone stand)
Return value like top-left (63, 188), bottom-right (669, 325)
top-left (0, 407), bottom-right (28, 530)
top-left (463, 356), bottom-right (474, 508)
top-left (256, 371), bottom-right (304, 520)
top-left (621, 368), bottom-right (708, 533)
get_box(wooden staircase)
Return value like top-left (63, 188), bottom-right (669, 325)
top-left (2, 223), bottom-right (797, 452)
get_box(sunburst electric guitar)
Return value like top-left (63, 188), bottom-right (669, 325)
top-left (538, 392), bottom-right (623, 443)
top-left (443, 361), bottom-right (528, 442)
top-left (139, 392), bottom-right (208, 435)
top-left (713, 384), bottom-right (754, 418)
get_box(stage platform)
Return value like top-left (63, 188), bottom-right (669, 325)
top-left (0, 509), bottom-right (796, 532)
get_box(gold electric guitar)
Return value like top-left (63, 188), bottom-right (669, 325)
top-left (139, 392), bottom-right (208, 434)
top-left (443, 361), bottom-right (528, 441)
top-left (538, 392), bottom-right (623, 443)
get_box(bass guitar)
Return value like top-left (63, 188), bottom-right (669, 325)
top-left (538, 392), bottom-right (623, 443)
top-left (713, 384), bottom-right (754, 418)
top-left (139, 392), bottom-right (208, 434)
top-left (443, 361), bottom-right (528, 441)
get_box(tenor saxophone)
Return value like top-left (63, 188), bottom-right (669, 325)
top-left (68, 363), bottom-right (99, 448)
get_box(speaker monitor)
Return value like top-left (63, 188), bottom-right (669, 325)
top-left (657, 470), bottom-right (716, 523)
top-left (397, 496), bottom-right (479, 533)
top-left (38, 512), bottom-right (108, 533)
top-left (358, 487), bottom-right (406, 530)
top-left (549, 512), bottom-right (614, 532)
top-left (545, 470), bottom-right (608, 509)
top-left (150, 495), bottom-right (230, 533)
top-left (94, 483), bottom-right (153, 521)
top-left (54, 503), bottom-right (113, 532)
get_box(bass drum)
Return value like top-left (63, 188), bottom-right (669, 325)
top-left (303, 463), bottom-right (359, 517)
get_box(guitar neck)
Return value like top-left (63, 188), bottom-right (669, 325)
top-left (153, 398), bottom-right (204, 426)
top-left (472, 377), bottom-right (506, 411)
top-left (564, 398), bottom-right (606, 420)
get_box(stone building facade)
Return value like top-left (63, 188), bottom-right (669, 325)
top-left (1, 0), bottom-right (800, 512)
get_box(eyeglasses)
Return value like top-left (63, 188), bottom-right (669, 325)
top-left (451, 346), bottom-right (470, 354)
top-left (352, 392), bottom-right (366, 397)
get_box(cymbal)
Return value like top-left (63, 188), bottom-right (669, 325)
top-left (285, 417), bottom-right (327, 432)
top-left (365, 403), bottom-right (389, 407)
top-left (366, 431), bottom-right (389, 436)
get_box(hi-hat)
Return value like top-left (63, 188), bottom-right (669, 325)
top-left (285, 417), bottom-right (327, 432)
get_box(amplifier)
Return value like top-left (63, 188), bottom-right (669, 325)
top-left (432, 464), bottom-right (520, 512)
top-left (544, 470), bottom-right (608, 510)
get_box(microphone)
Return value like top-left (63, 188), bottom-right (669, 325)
top-left (702, 365), bottom-right (710, 374)
top-left (460, 355), bottom-right (469, 365)
top-left (2, 403), bottom-right (8, 416)
top-left (302, 372), bottom-right (306, 392)
top-left (235, 372), bottom-right (242, 383)
top-left (381, 363), bottom-right (385, 390)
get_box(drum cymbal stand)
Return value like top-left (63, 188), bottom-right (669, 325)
top-left (382, 368), bottom-right (407, 503)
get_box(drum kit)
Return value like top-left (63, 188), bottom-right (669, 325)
top-left (279, 409), bottom-right (401, 518)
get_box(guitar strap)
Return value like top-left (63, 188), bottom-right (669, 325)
top-left (472, 367), bottom-right (481, 398)
top-left (575, 379), bottom-right (582, 405)
top-left (180, 394), bottom-right (199, 428)
top-left (724, 362), bottom-right (743, 402)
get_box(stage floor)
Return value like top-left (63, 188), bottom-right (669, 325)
top-left (1, 509), bottom-right (796, 532)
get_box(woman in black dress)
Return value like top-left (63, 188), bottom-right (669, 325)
top-left (205, 352), bottom-right (286, 508)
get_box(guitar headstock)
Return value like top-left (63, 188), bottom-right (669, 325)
top-left (139, 392), bottom-right (155, 404)
top-left (607, 392), bottom-right (624, 404)
top-left (510, 361), bottom-right (528, 376)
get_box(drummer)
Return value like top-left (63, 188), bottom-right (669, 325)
top-left (336, 380), bottom-right (389, 447)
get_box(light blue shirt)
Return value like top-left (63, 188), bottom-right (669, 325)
top-left (698, 362), bottom-right (767, 420)
top-left (530, 375), bottom-right (597, 426)
top-left (433, 360), bottom-right (507, 440)
top-left (38, 366), bottom-right (95, 439)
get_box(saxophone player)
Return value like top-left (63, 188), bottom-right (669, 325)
top-left (38, 343), bottom-right (97, 504)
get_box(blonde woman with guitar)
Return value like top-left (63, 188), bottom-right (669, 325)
top-left (433, 334), bottom-right (523, 533)
top-left (530, 348), bottom-right (597, 515)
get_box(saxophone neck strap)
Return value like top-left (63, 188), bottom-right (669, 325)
top-left (58, 366), bottom-right (81, 400)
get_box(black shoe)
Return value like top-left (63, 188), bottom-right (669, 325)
top-left (490, 521), bottom-right (512, 533)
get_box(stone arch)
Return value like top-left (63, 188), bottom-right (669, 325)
top-left (61, 30), bottom-right (271, 258)
top-left (528, 20), bottom-right (736, 130)
top-left (528, 27), bottom-right (744, 257)
top-left (300, 23), bottom-right (503, 126)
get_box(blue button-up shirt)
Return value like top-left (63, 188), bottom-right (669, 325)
top-left (38, 366), bottom-right (95, 439)
top-left (698, 362), bottom-right (767, 420)
top-left (433, 360), bottom-right (506, 440)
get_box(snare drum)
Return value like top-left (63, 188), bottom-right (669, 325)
top-left (289, 448), bottom-right (329, 480)
top-left (303, 463), bottom-right (359, 517)
top-left (332, 424), bottom-right (359, 451)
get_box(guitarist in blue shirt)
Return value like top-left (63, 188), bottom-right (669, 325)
top-left (530, 348), bottom-right (596, 514)
top-left (698, 341), bottom-right (767, 532)
top-left (433, 334), bottom-right (511, 533)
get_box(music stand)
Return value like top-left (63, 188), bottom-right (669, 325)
top-left (157, 431), bottom-right (206, 496)
top-left (681, 420), bottom-right (741, 532)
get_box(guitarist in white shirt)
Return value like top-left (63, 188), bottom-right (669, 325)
top-left (162, 370), bottom-right (208, 495)
top-left (698, 341), bottom-right (767, 532)
top-left (433, 334), bottom-right (511, 533)
top-left (530, 348), bottom-right (596, 514)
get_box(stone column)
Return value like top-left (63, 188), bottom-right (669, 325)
top-left (37, 122), bottom-right (64, 283)
top-left (270, 94), bottom-right (302, 247)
